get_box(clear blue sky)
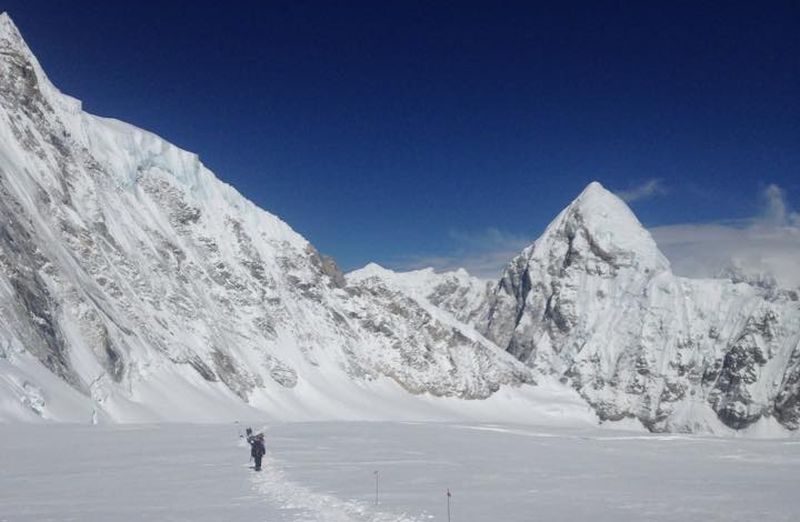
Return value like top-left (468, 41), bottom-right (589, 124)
top-left (4, 1), bottom-right (798, 276)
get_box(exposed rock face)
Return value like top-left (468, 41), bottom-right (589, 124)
top-left (0, 13), bottom-right (531, 422)
top-left (346, 265), bottom-right (532, 398)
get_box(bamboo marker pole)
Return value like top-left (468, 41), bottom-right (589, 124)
top-left (374, 470), bottom-right (379, 505)
top-left (447, 488), bottom-right (452, 522)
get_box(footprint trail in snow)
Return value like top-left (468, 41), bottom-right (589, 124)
top-left (251, 459), bottom-right (425, 522)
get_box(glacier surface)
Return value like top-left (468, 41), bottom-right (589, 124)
top-left (2, 422), bottom-right (799, 521)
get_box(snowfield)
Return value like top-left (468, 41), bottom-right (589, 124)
top-left (2, 422), bottom-right (799, 522)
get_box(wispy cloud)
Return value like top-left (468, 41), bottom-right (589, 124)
top-left (651, 184), bottom-right (800, 288)
top-left (761, 183), bottom-right (800, 227)
top-left (386, 183), bottom-right (800, 288)
top-left (614, 178), bottom-right (667, 203)
top-left (389, 228), bottom-right (532, 280)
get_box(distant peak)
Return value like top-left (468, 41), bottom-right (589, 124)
top-left (346, 262), bottom-right (393, 281)
top-left (454, 267), bottom-right (470, 278)
top-left (362, 262), bottom-right (390, 273)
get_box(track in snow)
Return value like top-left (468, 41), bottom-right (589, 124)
top-left (252, 459), bottom-right (424, 522)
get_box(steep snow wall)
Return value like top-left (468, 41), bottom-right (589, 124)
top-left (0, 13), bottom-right (552, 424)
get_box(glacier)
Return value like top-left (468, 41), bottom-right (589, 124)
top-left (0, 12), bottom-right (798, 434)
top-left (2, 422), bottom-right (800, 521)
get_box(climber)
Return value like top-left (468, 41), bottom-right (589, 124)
top-left (246, 428), bottom-right (266, 471)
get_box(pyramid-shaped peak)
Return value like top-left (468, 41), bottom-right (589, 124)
top-left (572, 181), bottom-right (631, 214)
top-left (579, 180), bottom-right (609, 196)
top-left (566, 181), bottom-right (647, 232)
top-left (348, 262), bottom-right (392, 278)
top-left (528, 181), bottom-right (670, 273)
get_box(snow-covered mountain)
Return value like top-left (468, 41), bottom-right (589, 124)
top-left (382, 182), bottom-right (800, 433)
top-left (479, 182), bottom-right (800, 431)
top-left (0, 13), bottom-right (539, 423)
top-left (1, 13), bottom-right (798, 434)
top-left (347, 263), bottom-right (493, 327)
